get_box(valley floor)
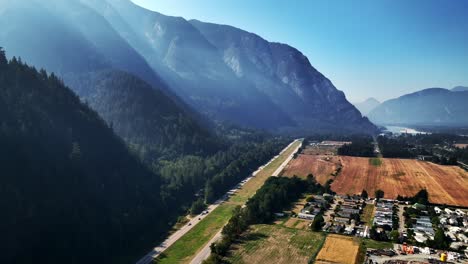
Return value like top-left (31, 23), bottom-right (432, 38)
top-left (151, 140), bottom-right (302, 264)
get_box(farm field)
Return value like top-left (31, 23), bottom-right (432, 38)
top-left (334, 156), bottom-right (468, 207)
top-left (315, 234), bottom-right (360, 264)
top-left (281, 154), bottom-right (341, 184)
top-left (454, 143), bottom-right (468, 149)
top-left (226, 224), bottom-right (325, 264)
top-left (283, 155), bottom-right (468, 207)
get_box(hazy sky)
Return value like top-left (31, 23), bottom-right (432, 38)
top-left (132, 0), bottom-right (468, 102)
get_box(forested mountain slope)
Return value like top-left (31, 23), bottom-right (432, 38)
top-left (0, 50), bottom-right (167, 264)
top-left (68, 70), bottom-right (220, 161)
top-left (0, 0), bottom-right (218, 161)
top-left (0, 50), bottom-right (289, 263)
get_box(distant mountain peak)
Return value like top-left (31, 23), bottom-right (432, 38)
top-left (452, 86), bottom-right (468, 92)
top-left (354, 97), bottom-right (381, 116)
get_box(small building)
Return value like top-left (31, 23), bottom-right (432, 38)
top-left (334, 217), bottom-right (350, 224)
top-left (412, 203), bottom-right (427, 210)
top-left (298, 212), bottom-right (315, 220)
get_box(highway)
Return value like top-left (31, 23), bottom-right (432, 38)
top-left (135, 139), bottom-right (302, 264)
top-left (135, 198), bottom-right (225, 264)
top-left (188, 139), bottom-right (303, 264)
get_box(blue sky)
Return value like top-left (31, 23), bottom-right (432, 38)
top-left (132, 0), bottom-right (468, 102)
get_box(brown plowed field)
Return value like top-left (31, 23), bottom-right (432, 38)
top-left (283, 155), bottom-right (468, 207)
top-left (281, 154), bottom-right (341, 184)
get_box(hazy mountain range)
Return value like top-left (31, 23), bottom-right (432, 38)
top-left (354, 97), bottom-right (380, 116)
top-left (0, 0), bottom-right (375, 134)
top-left (368, 87), bottom-right (468, 126)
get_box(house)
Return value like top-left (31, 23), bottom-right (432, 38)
top-left (298, 212), bottom-right (315, 220)
top-left (334, 217), bottom-right (350, 224)
top-left (455, 209), bottom-right (465, 216)
top-left (341, 207), bottom-right (360, 214)
top-left (338, 212), bottom-right (352, 218)
top-left (457, 233), bottom-right (468, 243)
top-left (440, 217), bottom-right (448, 225)
top-left (449, 217), bottom-right (458, 225)
top-left (445, 208), bottom-right (454, 215)
top-left (417, 155), bottom-right (433, 161)
top-left (412, 203), bottom-right (427, 210)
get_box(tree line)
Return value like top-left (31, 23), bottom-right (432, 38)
top-left (204, 176), bottom-right (324, 264)
top-left (337, 135), bottom-right (375, 157)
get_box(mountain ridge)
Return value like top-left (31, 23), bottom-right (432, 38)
top-left (98, 0), bottom-right (375, 133)
top-left (0, 0), bottom-right (219, 161)
top-left (368, 87), bottom-right (468, 126)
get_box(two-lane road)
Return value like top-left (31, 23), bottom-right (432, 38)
top-left (189, 140), bottom-right (303, 264)
top-left (135, 139), bottom-right (302, 264)
top-left (136, 199), bottom-right (224, 264)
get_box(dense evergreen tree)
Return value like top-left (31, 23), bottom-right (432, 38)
top-left (190, 199), bottom-right (207, 216)
top-left (375, 189), bottom-right (385, 200)
top-left (0, 49), bottom-right (169, 263)
top-left (338, 136), bottom-right (375, 157)
top-left (361, 189), bottom-right (369, 199)
top-left (68, 70), bottom-right (222, 162)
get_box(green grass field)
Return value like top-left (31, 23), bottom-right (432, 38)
top-left (369, 158), bottom-right (382, 167)
top-left (361, 238), bottom-right (393, 250)
top-left (157, 203), bottom-right (237, 264)
top-left (155, 140), bottom-right (301, 264)
top-left (227, 224), bottom-right (325, 264)
top-left (361, 204), bottom-right (375, 227)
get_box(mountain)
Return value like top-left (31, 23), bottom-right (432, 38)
top-left (452, 86), bottom-right (468, 92)
top-left (68, 70), bottom-right (219, 161)
top-left (0, 50), bottom-right (169, 264)
top-left (368, 88), bottom-right (468, 126)
top-left (354, 98), bottom-right (380, 116)
top-left (0, 0), bottom-right (218, 161)
top-left (88, 0), bottom-right (376, 134)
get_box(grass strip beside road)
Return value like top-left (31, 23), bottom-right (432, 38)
top-left (157, 203), bottom-right (236, 264)
top-left (230, 140), bottom-right (302, 204)
top-left (156, 140), bottom-right (302, 264)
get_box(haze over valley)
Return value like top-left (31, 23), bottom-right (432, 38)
top-left (1, 1), bottom-right (467, 263)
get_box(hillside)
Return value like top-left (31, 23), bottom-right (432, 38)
top-left (87, 0), bottom-right (376, 134)
top-left (67, 70), bottom-right (220, 161)
top-left (0, 0), bottom-right (218, 161)
top-left (0, 50), bottom-right (168, 264)
top-left (452, 86), bottom-right (468, 92)
top-left (354, 97), bottom-right (380, 116)
top-left (368, 87), bottom-right (468, 126)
